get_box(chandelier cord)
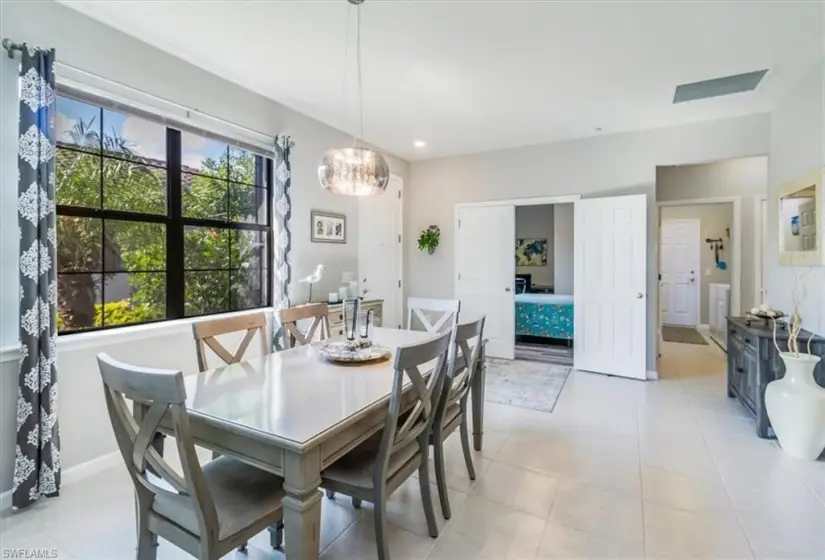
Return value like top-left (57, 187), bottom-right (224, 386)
top-left (356, 3), bottom-right (364, 146)
top-left (341, 5), bottom-right (352, 146)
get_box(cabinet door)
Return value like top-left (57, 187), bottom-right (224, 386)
top-left (728, 336), bottom-right (744, 393)
top-left (742, 348), bottom-right (759, 407)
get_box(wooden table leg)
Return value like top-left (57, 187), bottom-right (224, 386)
top-left (471, 342), bottom-right (487, 451)
top-left (281, 447), bottom-right (323, 560)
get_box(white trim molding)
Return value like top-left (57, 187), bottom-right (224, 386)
top-left (754, 193), bottom-right (768, 307)
top-left (0, 308), bottom-right (274, 364)
top-left (454, 194), bottom-right (581, 210)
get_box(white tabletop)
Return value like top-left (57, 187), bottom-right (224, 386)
top-left (183, 327), bottom-right (438, 448)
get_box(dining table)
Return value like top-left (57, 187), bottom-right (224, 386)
top-left (133, 326), bottom-right (487, 560)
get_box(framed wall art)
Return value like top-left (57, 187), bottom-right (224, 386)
top-left (311, 210), bottom-right (347, 243)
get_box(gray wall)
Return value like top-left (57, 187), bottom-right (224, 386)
top-left (0, 0), bottom-right (409, 493)
top-left (515, 205), bottom-right (554, 287)
top-left (406, 113), bottom-right (770, 371)
top-left (767, 60), bottom-right (824, 337)
top-left (656, 156), bottom-right (768, 311)
top-left (660, 204), bottom-right (734, 324)
top-left (553, 204), bottom-right (574, 295)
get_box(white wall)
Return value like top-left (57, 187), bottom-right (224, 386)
top-left (660, 204), bottom-right (734, 324)
top-left (768, 60), bottom-right (825, 337)
top-left (656, 156), bottom-right (768, 310)
top-left (0, 0), bottom-right (408, 493)
top-left (553, 204), bottom-right (574, 295)
top-left (406, 113), bottom-right (770, 371)
top-left (515, 205), bottom-right (554, 287)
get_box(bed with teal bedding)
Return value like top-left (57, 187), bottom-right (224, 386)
top-left (515, 293), bottom-right (574, 340)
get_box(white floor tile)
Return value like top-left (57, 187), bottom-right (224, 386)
top-left (426, 495), bottom-right (545, 560)
top-left (643, 502), bottom-right (753, 559)
top-left (473, 460), bottom-right (559, 519)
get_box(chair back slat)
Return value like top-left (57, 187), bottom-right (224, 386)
top-left (443, 316), bottom-right (486, 408)
top-left (279, 304), bottom-right (329, 349)
top-left (407, 298), bottom-right (460, 334)
top-left (97, 353), bottom-right (217, 536)
top-left (373, 330), bottom-right (453, 484)
top-left (192, 312), bottom-right (269, 371)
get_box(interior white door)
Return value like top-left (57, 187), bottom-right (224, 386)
top-left (660, 219), bottom-right (700, 327)
top-left (358, 175), bottom-right (403, 328)
top-left (455, 204), bottom-right (515, 359)
top-left (574, 195), bottom-right (647, 379)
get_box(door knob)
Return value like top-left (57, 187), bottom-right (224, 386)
top-left (636, 293), bottom-right (644, 299)
top-left (689, 277), bottom-right (696, 283)
top-left (505, 287), bottom-right (512, 292)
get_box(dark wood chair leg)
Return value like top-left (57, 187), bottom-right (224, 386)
top-left (459, 410), bottom-right (476, 480)
top-left (432, 429), bottom-right (451, 519)
top-left (418, 441), bottom-right (439, 538)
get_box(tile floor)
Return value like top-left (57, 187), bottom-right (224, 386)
top-left (2, 338), bottom-right (823, 559)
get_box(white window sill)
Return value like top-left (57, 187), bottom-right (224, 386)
top-left (0, 308), bottom-right (274, 362)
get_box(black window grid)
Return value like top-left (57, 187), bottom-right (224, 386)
top-left (55, 104), bottom-right (273, 335)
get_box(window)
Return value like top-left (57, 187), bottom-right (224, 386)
top-left (55, 95), bottom-right (272, 334)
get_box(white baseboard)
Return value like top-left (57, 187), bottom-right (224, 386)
top-left (0, 451), bottom-right (120, 513)
top-left (698, 324), bottom-right (710, 331)
top-left (647, 369), bottom-right (659, 380)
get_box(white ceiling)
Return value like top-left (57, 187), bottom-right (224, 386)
top-left (61, 0), bottom-right (823, 161)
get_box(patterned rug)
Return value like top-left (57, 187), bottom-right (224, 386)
top-left (662, 325), bottom-right (708, 345)
top-left (485, 358), bottom-right (571, 413)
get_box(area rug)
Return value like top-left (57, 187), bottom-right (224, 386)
top-left (662, 325), bottom-right (708, 345)
top-left (515, 342), bottom-right (574, 366)
top-left (485, 358), bottom-right (571, 413)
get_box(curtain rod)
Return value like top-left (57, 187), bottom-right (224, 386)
top-left (1, 36), bottom-right (294, 149)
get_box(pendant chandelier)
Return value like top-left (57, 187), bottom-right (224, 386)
top-left (318, 0), bottom-right (390, 196)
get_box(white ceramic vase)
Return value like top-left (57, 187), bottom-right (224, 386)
top-left (765, 352), bottom-right (825, 461)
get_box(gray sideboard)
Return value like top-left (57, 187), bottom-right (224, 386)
top-left (726, 316), bottom-right (825, 438)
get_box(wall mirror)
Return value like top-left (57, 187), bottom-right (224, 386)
top-left (779, 167), bottom-right (823, 266)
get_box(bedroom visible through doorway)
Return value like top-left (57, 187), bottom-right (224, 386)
top-left (514, 203), bottom-right (574, 366)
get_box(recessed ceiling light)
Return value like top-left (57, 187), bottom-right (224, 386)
top-left (413, 140), bottom-right (427, 148)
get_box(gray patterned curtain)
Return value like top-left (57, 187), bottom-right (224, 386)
top-left (13, 45), bottom-right (60, 510)
top-left (272, 135), bottom-right (293, 350)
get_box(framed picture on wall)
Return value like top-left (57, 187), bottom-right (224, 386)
top-left (311, 210), bottom-right (347, 243)
top-left (515, 238), bottom-right (547, 266)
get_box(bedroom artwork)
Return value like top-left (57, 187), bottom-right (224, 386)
top-left (311, 211), bottom-right (347, 243)
top-left (515, 238), bottom-right (548, 266)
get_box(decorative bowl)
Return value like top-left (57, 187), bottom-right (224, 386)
top-left (318, 340), bottom-right (391, 364)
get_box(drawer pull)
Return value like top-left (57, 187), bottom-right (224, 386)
top-left (339, 314), bottom-right (343, 321)
top-left (745, 338), bottom-right (751, 344)
top-left (736, 367), bottom-right (745, 373)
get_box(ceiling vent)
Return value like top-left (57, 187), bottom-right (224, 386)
top-left (673, 69), bottom-right (768, 104)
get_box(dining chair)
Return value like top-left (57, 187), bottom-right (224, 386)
top-left (279, 303), bottom-right (330, 349)
top-left (406, 297), bottom-right (460, 334)
top-left (97, 353), bottom-right (286, 560)
top-left (431, 316), bottom-right (486, 519)
top-left (322, 330), bottom-right (454, 560)
top-left (192, 312), bottom-right (269, 372)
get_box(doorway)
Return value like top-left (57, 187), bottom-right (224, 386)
top-left (513, 203), bottom-right (574, 366)
top-left (455, 194), bottom-right (649, 380)
top-left (657, 200), bottom-right (737, 349)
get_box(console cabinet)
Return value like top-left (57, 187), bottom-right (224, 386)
top-left (726, 316), bottom-right (825, 438)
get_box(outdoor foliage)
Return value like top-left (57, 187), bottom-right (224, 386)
top-left (56, 117), bottom-right (265, 332)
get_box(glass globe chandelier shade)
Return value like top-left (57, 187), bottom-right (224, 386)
top-left (318, 147), bottom-right (390, 196)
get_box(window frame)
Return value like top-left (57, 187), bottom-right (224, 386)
top-left (55, 95), bottom-right (274, 335)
